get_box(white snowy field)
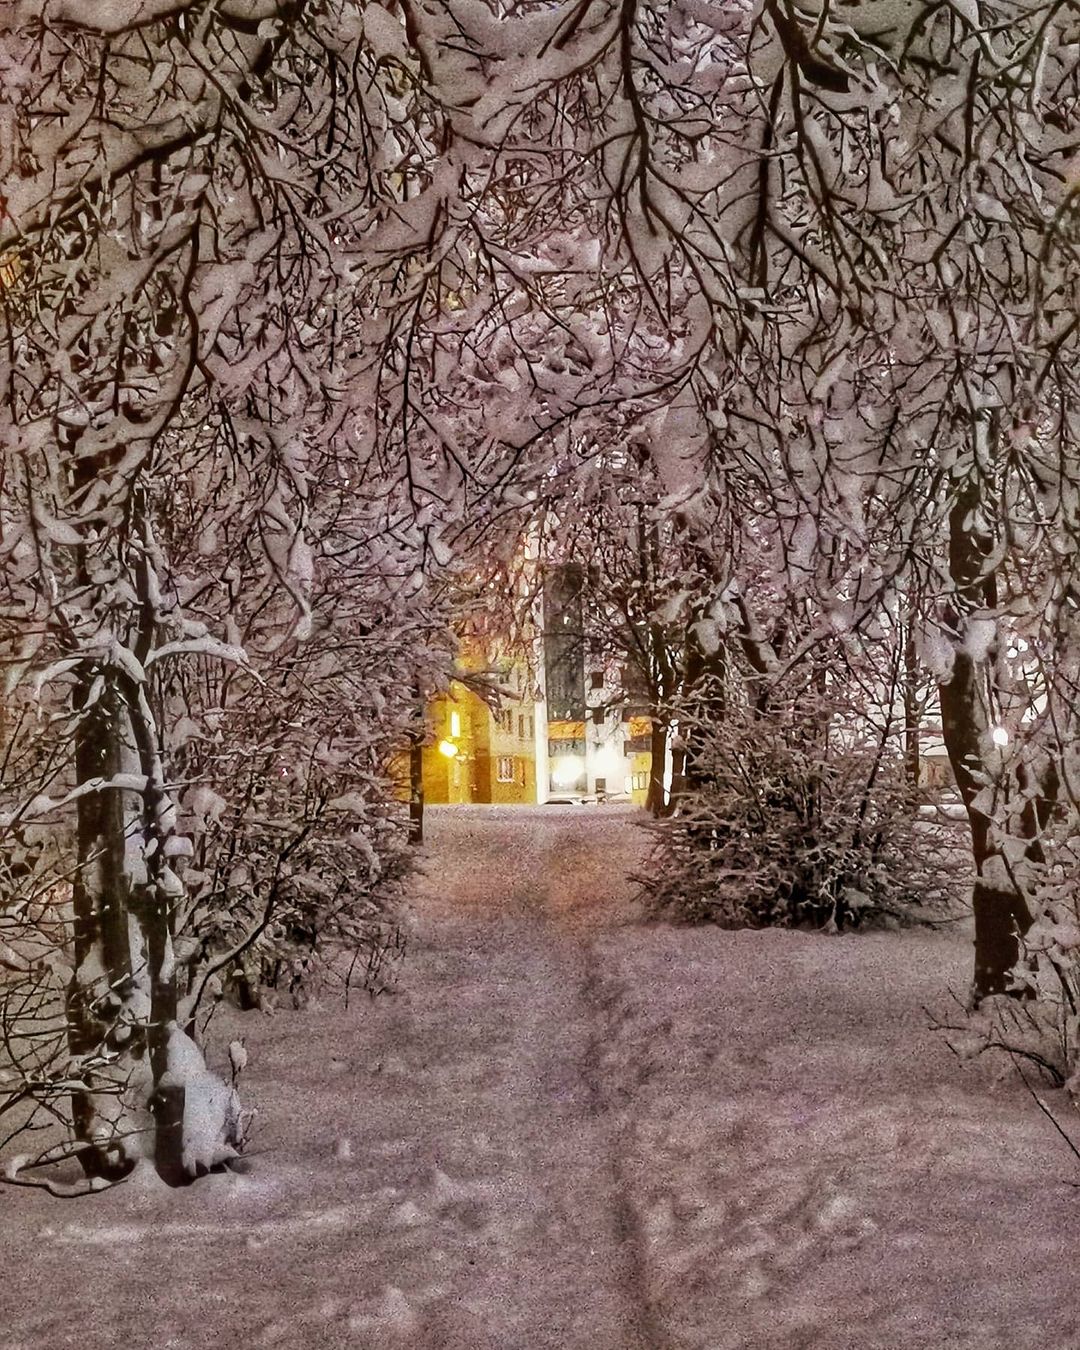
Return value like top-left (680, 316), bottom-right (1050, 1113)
top-left (2, 804), bottom-right (1079, 1349)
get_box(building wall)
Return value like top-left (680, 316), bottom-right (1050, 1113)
top-left (543, 564), bottom-right (586, 721)
top-left (625, 716), bottom-right (653, 806)
top-left (422, 678), bottom-right (537, 806)
top-left (545, 664), bottom-right (653, 801)
top-left (548, 718), bottom-right (588, 793)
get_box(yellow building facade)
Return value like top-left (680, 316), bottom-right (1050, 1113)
top-left (421, 637), bottom-right (540, 806)
top-left (422, 683), bottom-right (538, 805)
top-left (625, 715), bottom-right (653, 807)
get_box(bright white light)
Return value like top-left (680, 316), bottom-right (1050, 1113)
top-left (991, 726), bottom-right (1009, 747)
top-left (552, 755), bottom-right (583, 787)
top-left (437, 739), bottom-right (459, 758)
top-left (450, 710), bottom-right (461, 737)
top-left (595, 741), bottom-right (621, 773)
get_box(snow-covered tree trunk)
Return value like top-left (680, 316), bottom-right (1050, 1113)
top-left (902, 618), bottom-right (921, 795)
top-left (938, 468), bottom-right (1052, 998)
top-left (65, 533), bottom-right (240, 1182)
top-left (67, 682), bottom-right (141, 1178)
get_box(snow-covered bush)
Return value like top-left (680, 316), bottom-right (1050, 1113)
top-left (644, 688), bottom-right (961, 931)
top-left (175, 741), bottom-right (413, 1018)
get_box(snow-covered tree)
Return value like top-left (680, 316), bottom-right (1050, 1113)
top-left (0, 0), bottom-right (457, 1186)
top-left (487, 0), bottom-right (1080, 1004)
top-left (707, 0), bottom-right (1080, 997)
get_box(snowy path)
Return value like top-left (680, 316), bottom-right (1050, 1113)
top-left (4, 805), bottom-right (1080, 1348)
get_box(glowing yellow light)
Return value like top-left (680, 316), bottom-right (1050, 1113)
top-left (450, 710), bottom-right (461, 737)
top-left (437, 739), bottom-right (459, 758)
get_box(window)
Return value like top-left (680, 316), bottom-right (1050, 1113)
top-left (528, 715), bottom-right (535, 738)
top-left (496, 756), bottom-right (515, 783)
top-left (595, 776), bottom-right (607, 793)
top-left (590, 670), bottom-right (604, 689)
top-left (450, 710), bottom-right (461, 737)
top-left (591, 707), bottom-right (604, 726)
top-left (518, 714), bottom-right (526, 740)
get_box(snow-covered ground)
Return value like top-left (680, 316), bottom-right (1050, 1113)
top-left (3, 805), bottom-right (1079, 1348)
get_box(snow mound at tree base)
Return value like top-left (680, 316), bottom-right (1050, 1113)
top-left (163, 1023), bottom-right (242, 1177)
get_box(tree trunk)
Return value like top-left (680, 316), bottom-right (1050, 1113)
top-left (903, 617), bottom-right (921, 794)
top-left (645, 718), bottom-right (670, 816)
top-left (65, 526), bottom-right (239, 1184)
top-left (409, 730), bottom-right (425, 845)
top-left (67, 682), bottom-right (140, 1180)
top-left (939, 651), bottom-right (1032, 996)
top-left (940, 473), bottom-right (1032, 999)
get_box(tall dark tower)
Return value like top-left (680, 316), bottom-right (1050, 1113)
top-left (542, 563), bottom-right (586, 720)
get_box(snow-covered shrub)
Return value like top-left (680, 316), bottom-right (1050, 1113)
top-left (154, 508), bottom-right (441, 1018)
top-left (643, 693), bottom-right (961, 930)
top-left (177, 763), bottom-right (412, 1019)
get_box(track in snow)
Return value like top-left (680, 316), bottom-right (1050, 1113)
top-left (398, 804), bottom-right (661, 1349)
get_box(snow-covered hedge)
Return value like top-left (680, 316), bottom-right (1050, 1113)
top-left (643, 697), bottom-right (961, 931)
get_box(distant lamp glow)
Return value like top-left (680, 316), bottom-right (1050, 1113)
top-left (991, 726), bottom-right (1009, 747)
top-left (437, 739), bottom-right (459, 758)
top-left (552, 755), bottom-right (584, 787)
top-left (450, 710), bottom-right (461, 737)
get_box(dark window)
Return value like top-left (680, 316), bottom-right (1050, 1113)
top-left (590, 671), bottom-right (604, 689)
top-left (595, 777), bottom-right (607, 793)
top-left (591, 707), bottom-right (604, 726)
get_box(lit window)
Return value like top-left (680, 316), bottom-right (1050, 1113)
top-left (450, 710), bottom-right (461, 737)
top-left (496, 756), bottom-right (515, 782)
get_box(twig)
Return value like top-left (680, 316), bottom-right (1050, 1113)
top-left (1009, 1049), bottom-right (1080, 1176)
